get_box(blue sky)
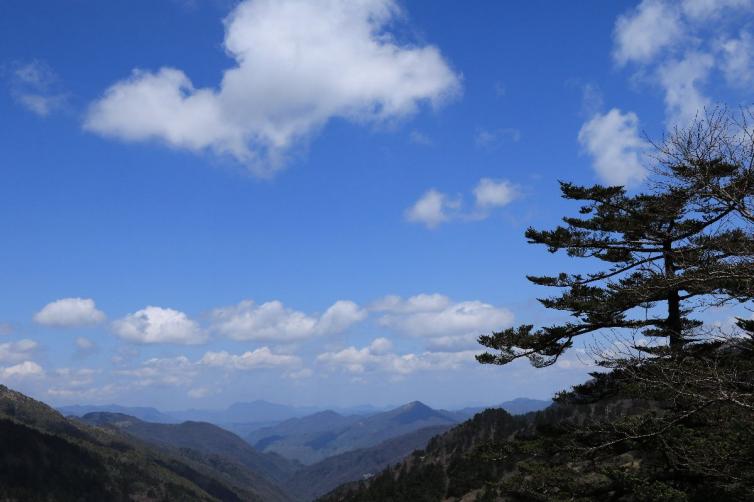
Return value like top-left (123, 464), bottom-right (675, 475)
top-left (1, 0), bottom-right (753, 410)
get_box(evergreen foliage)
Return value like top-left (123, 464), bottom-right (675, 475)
top-left (478, 110), bottom-right (754, 366)
top-left (322, 111), bottom-right (754, 501)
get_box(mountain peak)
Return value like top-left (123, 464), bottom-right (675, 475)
top-left (389, 401), bottom-right (445, 424)
top-left (400, 401), bottom-right (430, 411)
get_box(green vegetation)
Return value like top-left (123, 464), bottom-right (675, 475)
top-left (0, 385), bottom-right (277, 501)
top-left (320, 112), bottom-right (754, 501)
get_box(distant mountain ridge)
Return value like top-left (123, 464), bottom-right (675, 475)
top-left (59, 397), bottom-right (546, 423)
top-left (57, 403), bottom-right (178, 423)
top-left (248, 400), bottom-right (458, 464)
top-left (13, 388), bottom-right (556, 501)
top-left (288, 425), bottom-right (452, 501)
top-left (169, 400), bottom-right (320, 424)
top-left (0, 385), bottom-right (288, 501)
top-left (446, 397), bottom-right (552, 420)
top-left (80, 411), bottom-right (299, 485)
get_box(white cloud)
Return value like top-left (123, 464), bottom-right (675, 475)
top-left (316, 301), bottom-right (368, 336)
top-left (612, 0), bottom-right (754, 130)
top-left (473, 178), bottom-right (518, 208)
top-left (188, 386), bottom-right (211, 398)
top-left (0, 339), bottom-right (38, 364)
top-left (0, 324), bottom-right (12, 336)
top-left (374, 293), bottom-right (514, 348)
top-left (578, 108), bottom-right (649, 187)
top-left (286, 367), bottom-right (313, 380)
top-left (117, 356), bottom-right (196, 386)
top-left (404, 189), bottom-right (459, 229)
top-left (368, 337), bottom-right (393, 354)
top-left (657, 52), bottom-right (714, 127)
top-left (613, 0), bottom-right (684, 65)
top-left (33, 298), bottom-right (106, 328)
top-left (53, 368), bottom-right (98, 388)
top-left (211, 299), bottom-right (365, 342)
top-left (371, 293), bottom-right (450, 313)
top-left (474, 128), bottom-right (521, 148)
top-left (719, 31), bottom-right (754, 87)
top-left (200, 347), bottom-right (301, 370)
top-left (84, 0), bottom-right (460, 175)
top-left (112, 306), bottom-right (206, 344)
top-left (406, 179), bottom-right (522, 228)
top-left (47, 384), bottom-right (119, 401)
top-left (317, 339), bottom-right (477, 375)
top-left (682, 0), bottom-right (753, 19)
top-left (75, 336), bottom-right (96, 351)
top-left (0, 361), bottom-right (44, 380)
top-left (9, 60), bottom-right (67, 117)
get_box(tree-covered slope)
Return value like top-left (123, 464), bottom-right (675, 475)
top-left (0, 385), bottom-right (278, 501)
top-left (320, 344), bottom-right (754, 501)
top-left (250, 401), bottom-right (458, 464)
top-left (81, 411), bottom-right (298, 486)
top-left (287, 424), bottom-right (452, 501)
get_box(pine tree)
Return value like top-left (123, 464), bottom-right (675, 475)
top-left (478, 110), bottom-right (754, 368)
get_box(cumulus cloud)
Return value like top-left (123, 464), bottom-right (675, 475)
top-left (75, 336), bottom-right (96, 351)
top-left (8, 60), bottom-right (67, 116)
top-left (84, 0), bottom-right (460, 175)
top-left (682, 0), bottom-right (753, 19)
top-left (371, 293), bottom-right (450, 313)
top-left (657, 52), bottom-right (714, 127)
top-left (316, 301), bottom-right (369, 336)
top-left (613, 0), bottom-right (684, 66)
top-left (0, 339), bottom-right (38, 364)
top-left (317, 338), bottom-right (477, 375)
top-left (404, 189), bottom-right (459, 228)
top-left (53, 368), bottom-right (98, 388)
top-left (112, 306), bottom-right (206, 344)
top-left (473, 178), bottom-right (519, 208)
top-left (612, 0), bottom-right (754, 129)
top-left (367, 337), bottom-right (393, 354)
top-left (719, 31), bottom-right (754, 87)
top-left (0, 361), bottom-right (44, 380)
top-left (117, 356), bottom-right (196, 386)
top-left (33, 298), bottom-right (106, 328)
top-left (200, 347), bottom-right (301, 370)
top-left (578, 108), bottom-right (649, 187)
top-left (47, 384), bottom-right (119, 401)
top-left (211, 299), bottom-right (365, 342)
top-left (374, 293), bottom-right (514, 349)
top-left (188, 386), bottom-right (211, 399)
top-left (406, 178), bottom-right (520, 228)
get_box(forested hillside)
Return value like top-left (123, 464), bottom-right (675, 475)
top-left (321, 341), bottom-right (754, 501)
top-left (0, 385), bottom-right (289, 501)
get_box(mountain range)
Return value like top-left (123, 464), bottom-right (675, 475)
top-left (0, 385), bottom-right (289, 501)
top-left (45, 394), bottom-right (551, 500)
top-left (248, 401), bottom-right (459, 464)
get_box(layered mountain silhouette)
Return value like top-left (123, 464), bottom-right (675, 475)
top-left (287, 424), bottom-right (452, 500)
top-left (58, 403), bottom-right (178, 423)
top-left (0, 385), bottom-right (289, 501)
top-left (248, 401), bottom-right (458, 464)
top-left (22, 390), bottom-right (554, 500)
top-left (80, 412), bottom-right (299, 486)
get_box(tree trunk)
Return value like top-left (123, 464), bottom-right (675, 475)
top-left (663, 240), bottom-right (683, 353)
